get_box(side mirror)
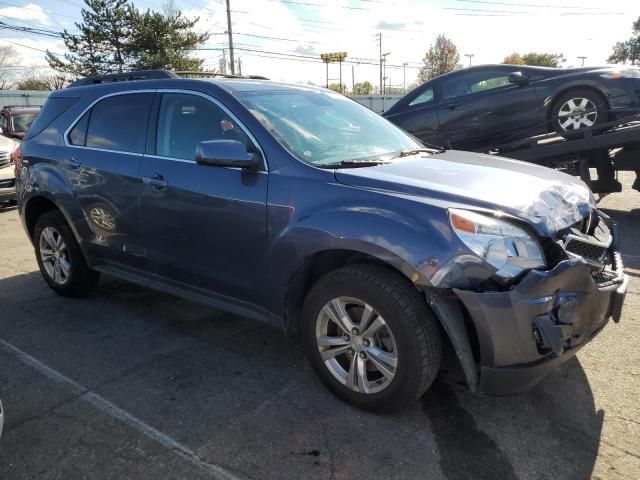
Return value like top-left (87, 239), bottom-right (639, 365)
top-left (508, 72), bottom-right (529, 86)
top-left (195, 140), bottom-right (259, 170)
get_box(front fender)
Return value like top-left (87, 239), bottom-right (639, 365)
top-left (263, 197), bottom-right (496, 316)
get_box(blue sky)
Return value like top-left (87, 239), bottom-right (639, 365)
top-left (0, 0), bottom-right (639, 89)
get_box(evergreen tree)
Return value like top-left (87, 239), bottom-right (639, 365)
top-left (129, 2), bottom-right (209, 71)
top-left (46, 0), bottom-right (208, 76)
top-left (46, 0), bottom-right (134, 75)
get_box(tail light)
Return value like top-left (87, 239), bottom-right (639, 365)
top-left (11, 145), bottom-right (22, 178)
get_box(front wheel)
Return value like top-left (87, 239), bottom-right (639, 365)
top-left (551, 89), bottom-right (607, 137)
top-left (302, 264), bottom-right (442, 412)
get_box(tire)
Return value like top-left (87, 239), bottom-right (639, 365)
top-left (551, 88), bottom-right (608, 137)
top-left (301, 264), bottom-right (441, 412)
top-left (34, 210), bottom-right (100, 297)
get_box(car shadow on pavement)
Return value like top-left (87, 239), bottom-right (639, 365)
top-left (0, 271), bottom-right (604, 480)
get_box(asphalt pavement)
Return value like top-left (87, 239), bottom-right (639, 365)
top-left (0, 173), bottom-right (639, 480)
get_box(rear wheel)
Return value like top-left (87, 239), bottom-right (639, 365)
top-left (302, 264), bottom-right (441, 411)
top-left (551, 89), bottom-right (607, 137)
top-left (34, 210), bottom-right (99, 297)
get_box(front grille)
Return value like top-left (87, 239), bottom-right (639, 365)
top-left (592, 269), bottom-right (619, 287)
top-left (0, 178), bottom-right (15, 189)
top-left (565, 241), bottom-right (607, 262)
top-left (0, 151), bottom-right (9, 168)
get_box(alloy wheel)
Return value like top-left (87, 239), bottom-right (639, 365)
top-left (315, 296), bottom-right (398, 394)
top-left (557, 97), bottom-right (598, 131)
top-left (39, 226), bottom-right (71, 285)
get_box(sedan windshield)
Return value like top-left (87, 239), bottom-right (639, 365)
top-left (237, 89), bottom-right (423, 166)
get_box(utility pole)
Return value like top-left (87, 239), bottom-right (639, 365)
top-left (351, 64), bottom-right (355, 93)
top-left (225, 0), bottom-right (235, 75)
top-left (403, 62), bottom-right (408, 94)
top-left (377, 33), bottom-right (383, 95)
top-left (237, 57), bottom-right (242, 76)
top-left (339, 59), bottom-right (343, 93)
top-left (578, 56), bottom-right (587, 67)
top-left (464, 53), bottom-right (474, 67)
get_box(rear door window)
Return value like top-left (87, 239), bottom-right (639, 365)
top-left (70, 93), bottom-right (153, 153)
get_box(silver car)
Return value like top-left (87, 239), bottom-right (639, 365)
top-left (0, 135), bottom-right (17, 205)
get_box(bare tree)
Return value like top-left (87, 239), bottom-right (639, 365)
top-left (0, 46), bottom-right (19, 89)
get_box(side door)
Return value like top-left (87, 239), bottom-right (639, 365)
top-left (437, 69), bottom-right (538, 149)
top-left (138, 91), bottom-right (268, 304)
top-left (64, 92), bottom-right (153, 267)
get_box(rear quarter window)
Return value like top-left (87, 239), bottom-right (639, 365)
top-left (24, 97), bottom-right (79, 140)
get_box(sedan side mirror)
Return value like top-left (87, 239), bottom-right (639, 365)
top-left (508, 72), bottom-right (529, 86)
top-left (195, 140), bottom-right (260, 170)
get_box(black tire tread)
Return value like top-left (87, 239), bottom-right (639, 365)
top-left (303, 263), bottom-right (441, 411)
top-left (34, 210), bottom-right (99, 297)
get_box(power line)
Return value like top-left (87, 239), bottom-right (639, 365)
top-left (456, 0), bottom-right (613, 9)
top-left (264, 0), bottom-right (371, 10)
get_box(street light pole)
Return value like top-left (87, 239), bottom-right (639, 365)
top-left (382, 52), bottom-right (390, 94)
top-left (403, 62), bottom-right (408, 94)
top-left (225, 0), bottom-right (235, 75)
top-left (377, 33), bottom-right (383, 95)
top-left (464, 53), bottom-right (474, 67)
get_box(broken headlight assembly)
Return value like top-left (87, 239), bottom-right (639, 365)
top-left (449, 209), bottom-right (546, 279)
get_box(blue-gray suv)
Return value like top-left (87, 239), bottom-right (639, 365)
top-left (15, 70), bottom-right (628, 411)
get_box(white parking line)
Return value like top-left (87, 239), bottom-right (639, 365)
top-left (0, 338), bottom-right (245, 480)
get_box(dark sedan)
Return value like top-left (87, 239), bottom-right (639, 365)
top-left (383, 65), bottom-right (640, 150)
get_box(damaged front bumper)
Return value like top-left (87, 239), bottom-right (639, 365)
top-left (429, 212), bottom-right (628, 395)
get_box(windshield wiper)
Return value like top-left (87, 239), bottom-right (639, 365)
top-left (317, 159), bottom-right (392, 169)
top-left (393, 147), bottom-right (445, 159)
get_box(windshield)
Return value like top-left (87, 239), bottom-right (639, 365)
top-left (12, 113), bottom-right (38, 133)
top-left (237, 89), bottom-right (423, 166)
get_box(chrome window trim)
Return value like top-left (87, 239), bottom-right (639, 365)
top-left (63, 88), bottom-right (268, 172)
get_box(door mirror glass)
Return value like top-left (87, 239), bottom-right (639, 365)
top-left (508, 72), bottom-right (529, 86)
top-left (195, 140), bottom-right (259, 169)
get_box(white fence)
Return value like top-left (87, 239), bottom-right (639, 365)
top-left (0, 90), bottom-right (403, 115)
top-left (0, 90), bottom-right (50, 108)
top-left (349, 95), bottom-right (402, 114)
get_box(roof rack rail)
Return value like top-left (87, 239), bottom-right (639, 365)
top-left (174, 71), bottom-right (269, 80)
top-left (67, 69), bottom-right (179, 88)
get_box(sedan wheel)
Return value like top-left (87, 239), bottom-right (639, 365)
top-left (557, 97), bottom-right (597, 131)
top-left (316, 296), bottom-right (398, 394)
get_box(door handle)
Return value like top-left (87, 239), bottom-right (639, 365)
top-left (443, 103), bottom-right (461, 111)
top-left (143, 174), bottom-right (168, 190)
top-left (64, 157), bottom-right (82, 169)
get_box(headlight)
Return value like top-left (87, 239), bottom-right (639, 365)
top-left (449, 209), bottom-right (546, 279)
top-left (601, 69), bottom-right (640, 79)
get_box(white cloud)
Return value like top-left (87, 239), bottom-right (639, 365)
top-left (1, 0), bottom-right (639, 89)
top-left (0, 2), bottom-right (51, 26)
top-left (179, 0), bottom-right (640, 89)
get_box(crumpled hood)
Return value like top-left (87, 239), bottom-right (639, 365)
top-left (334, 150), bottom-right (595, 236)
